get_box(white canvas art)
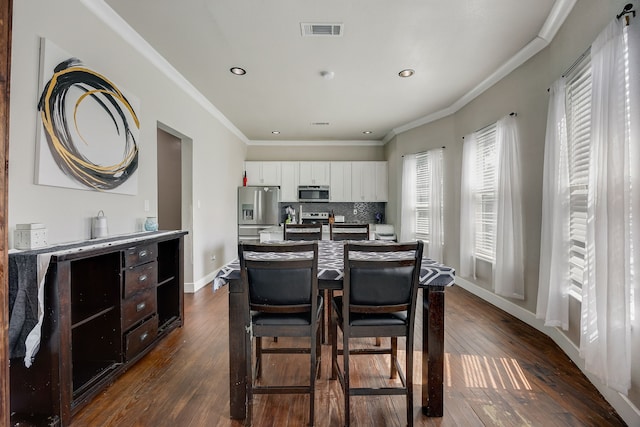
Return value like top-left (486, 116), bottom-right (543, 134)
top-left (35, 38), bottom-right (140, 195)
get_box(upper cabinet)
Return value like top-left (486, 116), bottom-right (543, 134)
top-left (245, 161), bottom-right (281, 186)
top-left (280, 162), bottom-right (299, 202)
top-left (243, 160), bottom-right (387, 202)
top-left (352, 161), bottom-right (388, 202)
top-left (374, 161), bottom-right (388, 202)
top-left (330, 162), bottom-right (352, 202)
top-left (299, 161), bottom-right (330, 186)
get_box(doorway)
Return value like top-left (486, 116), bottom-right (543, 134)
top-left (157, 123), bottom-right (193, 286)
top-left (157, 128), bottom-right (182, 230)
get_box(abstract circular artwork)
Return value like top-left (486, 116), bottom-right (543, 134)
top-left (36, 39), bottom-right (139, 194)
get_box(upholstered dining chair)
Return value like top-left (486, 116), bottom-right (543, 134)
top-left (329, 223), bottom-right (370, 241)
top-left (330, 241), bottom-right (424, 427)
top-left (284, 223), bottom-right (323, 241)
top-left (238, 241), bottom-right (322, 426)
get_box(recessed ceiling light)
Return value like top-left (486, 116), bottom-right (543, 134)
top-left (272, 131), bottom-right (280, 135)
top-left (363, 130), bottom-right (373, 134)
top-left (320, 70), bottom-right (335, 80)
top-left (398, 69), bottom-right (415, 78)
top-left (230, 67), bottom-right (246, 76)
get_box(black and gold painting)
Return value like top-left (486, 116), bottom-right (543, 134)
top-left (35, 38), bottom-right (139, 194)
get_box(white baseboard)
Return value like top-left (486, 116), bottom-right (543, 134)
top-left (454, 277), bottom-right (640, 426)
top-left (184, 269), bottom-right (219, 293)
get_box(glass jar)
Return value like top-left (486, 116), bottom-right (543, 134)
top-left (144, 216), bottom-right (158, 232)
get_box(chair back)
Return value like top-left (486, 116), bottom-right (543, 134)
top-left (239, 242), bottom-right (319, 314)
top-left (343, 242), bottom-right (423, 315)
top-left (284, 223), bottom-right (322, 241)
top-left (330, 223), bottom-right (369, 241)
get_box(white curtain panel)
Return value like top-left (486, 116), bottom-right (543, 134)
top-left (493, 115), bottom-right (525, 299)
top-left (428, 148), bottom-right (444, 261)
top-left (459, 133), bottom-right (477, 278)
top-left (400, 154), bottom-right (417, 242)
top-left (536, 78), bottom-right (571, 329)
top-left (581, 18), bottom-right (634, 394)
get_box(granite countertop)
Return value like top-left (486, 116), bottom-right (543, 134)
top-left (259, 226), bottom-right (284, 233)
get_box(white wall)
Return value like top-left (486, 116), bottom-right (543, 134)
top-left (9, 0), bottom-right (246, 292)
top-left (385, 0), bottom-right (640, 423)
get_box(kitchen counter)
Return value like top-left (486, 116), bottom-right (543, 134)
top-left (259, 224), bottom-right (383, 242)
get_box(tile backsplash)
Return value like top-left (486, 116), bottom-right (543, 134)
top-left (280, 202), bottom-right (386, 224)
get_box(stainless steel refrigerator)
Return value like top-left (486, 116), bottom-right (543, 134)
top-left (237, 186), bottom-right (280, 242)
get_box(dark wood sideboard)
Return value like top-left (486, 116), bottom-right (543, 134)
top-left (9, 231), bottom-right (187, 426)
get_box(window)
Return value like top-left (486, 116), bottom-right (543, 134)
top-left (565, 54), bottom-right (591, 292)
top-left (413, 150), bottom-right (443, 245)
top-left (415, 152), bottom-right (430, 242)
top-left (474, 123), bottom-right (498, 262)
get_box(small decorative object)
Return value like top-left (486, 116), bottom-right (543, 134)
top-left (15, 223), bottom-right (48, 250)
top-left (243, 171), bottom-right (247, 186)
top-left (375, 212), bottom-right (384, 224)
top-left (91, 210), bottom-right (108, 239)
top-left (144, 216), bottom-right (159, 232)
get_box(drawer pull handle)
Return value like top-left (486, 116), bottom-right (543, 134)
top-left (139, 250), bottom-right (148, 258)
top-left (136, 302), bottom-right (146, 312)
top-left (139, 274), bottom-right (148, 282)
top-left (140, 332), bottom-right (149, 342)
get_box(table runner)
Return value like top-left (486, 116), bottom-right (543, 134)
top-left (213, 240), bottom-right (455, 291)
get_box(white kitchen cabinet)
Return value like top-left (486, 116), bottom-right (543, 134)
top-left (352, 161), bottom-right (388, 202)
top-left (244, 161), bottom-right (281, 186)
top-left (299, 161), bottom-right (330, 186)
top-left (374, 161), bottom-right (388, 202)
top-left (330, 162), bottom-right (352, 202)
top-left (280, 162), bottom-right (299, 202)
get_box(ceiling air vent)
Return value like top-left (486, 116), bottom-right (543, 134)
top-left (301, 23), bottom-right (343, 37)
top-left (311, 122), bottom-right (330, 126)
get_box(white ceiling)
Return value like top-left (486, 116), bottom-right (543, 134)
top-left (101, 0), bottom-right (572, 144)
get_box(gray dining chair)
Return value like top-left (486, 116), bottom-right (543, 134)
top-left (330, 241), bottom-right (423, 427)
top-left (238, 241), bottom-right (321, 426)
top-left (329, 223), bottom-right (370, 241)
top-left (284, 223), bottom-right (323, 241)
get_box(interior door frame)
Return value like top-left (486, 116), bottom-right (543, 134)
top-left (1, 0), bottom-right (13, 424)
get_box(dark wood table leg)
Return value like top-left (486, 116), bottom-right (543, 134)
top-left (228, 278), bottom-right (247, 420)
top-left (422, 285), bottom-right (445, 417)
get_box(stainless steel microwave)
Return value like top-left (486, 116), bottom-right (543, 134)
top-left (298, 185), bottom-right (330, 202)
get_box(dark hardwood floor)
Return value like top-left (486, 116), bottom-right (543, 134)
top-left (70, 285), bottom-right (626, 426)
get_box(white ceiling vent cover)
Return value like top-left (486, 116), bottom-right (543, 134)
top-left (301, 23), bottom-right (343, 37)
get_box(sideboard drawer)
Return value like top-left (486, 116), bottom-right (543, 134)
top-left (122, 288), bottom-right (157, 332)
top-left (124, 261), bottom-right (157, 298)
top-left (124, 243), bottom-right (157, 268)
top-left (125, 315), bottom-right (158, 361)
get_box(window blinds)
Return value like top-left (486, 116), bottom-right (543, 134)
top-left (474, 123), bottom-right (498, 262)
top-left (415, 152), bottom-right (430, 241)
top-left (565, 54), bottom-right (591, 290)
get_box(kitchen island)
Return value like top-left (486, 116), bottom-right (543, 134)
top-left (258, 224), bottom-right (381, 241)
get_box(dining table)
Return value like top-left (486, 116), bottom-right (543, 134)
top-left (213, 239), bottom-right (455, 419)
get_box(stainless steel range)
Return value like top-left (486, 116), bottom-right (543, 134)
top-left (300, 211), bottom-right (329, 224)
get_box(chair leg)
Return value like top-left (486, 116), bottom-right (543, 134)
top-left (245, 333), bottom-right (254, 427)
top-left (309, 329), bottom-right (317, 426)
top-left (390, 337), bottom-right (398, 379)
top-left (343, 330), bottom-right (350, 427)
top-left (316, 326), bottom-right (322, 379)
top-left (256, 337), bottom-right (262, 379)
top-left (406, 336), bottom-right (414, 427)
top-left (330, 309), bottom-right (338, 380)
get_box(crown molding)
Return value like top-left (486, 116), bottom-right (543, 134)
top-left (382, 0), bottom-right (577, 144)
top-left (248, 139), bottom-right (384, 147)
top-left (81, 0), bottom-right (250, 145)
top-left (83, 0), bottom-right (575, 148)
